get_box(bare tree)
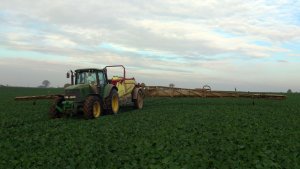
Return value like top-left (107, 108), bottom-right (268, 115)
top-left (169, 83), bottom-right (175, 88)
top-left (42, 80), bottom-right (50, 88)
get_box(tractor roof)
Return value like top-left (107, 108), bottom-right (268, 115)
top-left (75, 68), bottom-right (104, 72)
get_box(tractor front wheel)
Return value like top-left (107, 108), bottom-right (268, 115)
top-left (49, 96), bottom-right (64, 119)
top-left (83, 96), bottom-right (102, 119)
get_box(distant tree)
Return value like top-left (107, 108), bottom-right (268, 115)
top-left (169, 83), bottom-right (175, 88)
top-left (287, 89), bottom-right (292, 93)
top-left (42, 80), bottom-right (50, 88)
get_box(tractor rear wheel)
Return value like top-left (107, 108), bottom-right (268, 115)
top-left (49, 96), bottom-right (64, 119)
top-left (107, 89), bottom-right (119, 115)
top-left (83, 96), bottom-right (102, 119)
top-left (134, 90), bottom-right (144, 109)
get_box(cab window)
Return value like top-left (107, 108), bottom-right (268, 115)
top-left (98, 72), bottom-right (106, 85)
top-left (76, 71), bottom-right (97, 85)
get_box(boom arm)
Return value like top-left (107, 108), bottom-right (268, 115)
top-left (145, 86), bottom-right (286, 100)
top-left (15, 95), bottom-right (60, 101)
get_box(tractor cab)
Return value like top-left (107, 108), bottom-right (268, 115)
top-left (67, 68), bottom-right (107, 87)
top-left (64, 69), bottom-right (108, 107)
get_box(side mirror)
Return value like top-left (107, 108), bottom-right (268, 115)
top-left (66, 72), bottom-right (70, 78)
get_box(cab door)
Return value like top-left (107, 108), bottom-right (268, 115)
top-left (97, 71), bottom-right (107, 95)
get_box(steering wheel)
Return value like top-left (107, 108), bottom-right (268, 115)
top-left (90, 81), bottom-right (96, 85)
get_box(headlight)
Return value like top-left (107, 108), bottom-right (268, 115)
top-left (65, 95), bottom-right (76, 99)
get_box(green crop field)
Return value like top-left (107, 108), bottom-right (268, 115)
top-left (0, 87), bottom-right (299, 168)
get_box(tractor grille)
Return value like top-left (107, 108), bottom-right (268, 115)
top-left (64, 90), bottom-right (81, 101)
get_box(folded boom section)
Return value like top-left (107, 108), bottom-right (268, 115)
top-left (15, 95), bottom-right (59, 101)
top-left (144, 86), bottom-right (286, 100)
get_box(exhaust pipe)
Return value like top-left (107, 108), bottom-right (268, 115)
top-left (67, 70), bottom-right (74, 85)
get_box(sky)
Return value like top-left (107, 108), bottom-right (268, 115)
top-left (0, 0), bottom-right (299, 92)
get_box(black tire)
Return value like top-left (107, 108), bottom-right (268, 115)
top-left (107, 89), bottom-right (120, 115)
top-left (83, 96), bottom-right (102, 119)
top-left (49, 96), bottom-right (64, 119)
top-left (134, 90), bottom-right (144, 109)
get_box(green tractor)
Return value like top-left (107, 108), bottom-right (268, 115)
top-left (52, 65), bottom-right (144, 119)
top-left (16, 65), bottom-right (144, 119)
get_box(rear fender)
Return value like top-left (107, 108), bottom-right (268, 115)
top-left (103, 84), bottom-right (118, 99)
top-left (102, 84), bottom-right (118, 109)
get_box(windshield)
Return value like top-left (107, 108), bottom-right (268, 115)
top-left (76, 71), bottom-right (97, 85)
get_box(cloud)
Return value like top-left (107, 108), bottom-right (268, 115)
top-left (288, 53), bottom-right (300, 57)
top-left (1, 1), bottom-right (298, 59)
top-left (0, 0), bottom-right (299, 91)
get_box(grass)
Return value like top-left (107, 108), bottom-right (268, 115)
top-left (0, 87), bottom-right (299, 168)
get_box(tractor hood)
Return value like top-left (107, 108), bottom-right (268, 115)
top-left (64, 84), bottom-right (92, 101)
top-left (65, 84), bottom-right (90, 90)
